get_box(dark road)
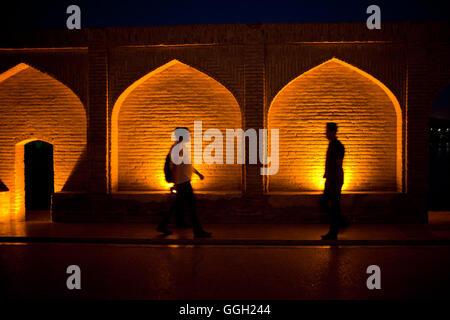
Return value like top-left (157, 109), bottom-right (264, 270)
top-left (1, 243), bottom-right (450, 300)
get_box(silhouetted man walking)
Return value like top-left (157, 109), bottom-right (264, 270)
top-left (157, 127), bottom-right (212, 238)
top-left (321, 122), bottom-right (346, 240)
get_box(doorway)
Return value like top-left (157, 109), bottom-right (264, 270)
top-left (24, 140), bottom-right (54, 220)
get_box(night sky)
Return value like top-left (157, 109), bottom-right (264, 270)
top-left (433, 86), bottom-right (450, 120)
top-left (1, 0), bottom-right (449, 118)
top-left (2, 0), bottom-right (449, 29)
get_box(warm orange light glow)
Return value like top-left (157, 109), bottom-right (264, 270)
top-left (14, 142), bottom-right (25, 219)
top-left (268, 58), bottom-right (402, 193)
top-left (0, 191), bottom-right (10, 220)
top-left (0, 63), bottom-right (87, 220)
top-left (111, 59), bottom-right (242, 192)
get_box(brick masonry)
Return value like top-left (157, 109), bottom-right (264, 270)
top-left (0, 22), bottom-right (448, 222)
top-left (0, 64), bottom-right (87, 218)
top-left (268, 59), bottom-right (399, 192)
top-left (114, 61), bottom-right (242, 192)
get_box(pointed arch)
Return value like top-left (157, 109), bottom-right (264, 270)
top-left (0, 63), bottom-right (87, 219)
top-left (111, 59), bottom-right (242, 192)
top-left (268, 58), bottom-right (403, 193)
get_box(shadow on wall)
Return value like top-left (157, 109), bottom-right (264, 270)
top-left (0, 179), bottom-right (9, 217)
top-left (61, 146), bottom-right (88, 192)
top-left (0, 179), bottom-right (8, 191)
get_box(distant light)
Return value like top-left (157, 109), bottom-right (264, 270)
top-left (447, 128), bottom-right (449, 132)
top-left (438, 128), bottom-right (441, 132)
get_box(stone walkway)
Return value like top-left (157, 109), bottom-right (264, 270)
top-left (1, 211), bottom-right (449, 245)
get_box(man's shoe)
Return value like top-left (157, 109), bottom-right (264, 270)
top-left (321, 233), bottom-right (337, 240)
top-left (157, 226), bottom-right (173, 235)
top-left (194, 231), bottom-right (212, 238)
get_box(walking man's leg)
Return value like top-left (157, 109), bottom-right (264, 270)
top-left (320, 189), bottom-right (330, 213)
top-left (329, 191), bottom-right (341, 236)
top-left (157, 186), bottom-right (181, 235)
top-left (321, 181), bottom-right (341, 240)
top-left (175, 204), bottom-right (187, 227)
top-left (185, 183), bottom-right (201, 232)
top-left (182, 182), bottom-right (211, 238)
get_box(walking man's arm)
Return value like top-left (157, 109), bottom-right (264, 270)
top-left (193, 167), bottom-right (204, 180)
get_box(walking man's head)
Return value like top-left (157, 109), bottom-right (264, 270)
top-left (326, 122), bottom-right (338, 141)
top-left (172, 127), bottom-right (190, 143)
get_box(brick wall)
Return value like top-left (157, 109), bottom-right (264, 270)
top-left (0, 190), bottom-right (9, 219)
top-left (268, 59), bottom-right (400, 192)
top-left (243, 43), bottom-right (265, 195)
top-left (113, 60), bottom-right (242, 192)
top-left (0, 63), bottom-right (87, 217)
top-left (0, 23), bottom-right (448, 222)
top-left (88, 30), bottom-right (109, 194)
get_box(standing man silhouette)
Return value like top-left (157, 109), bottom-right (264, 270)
top-left (321, 122), bottom-right (346, 240)
top-left (157, 127), bottom-right (212, 238)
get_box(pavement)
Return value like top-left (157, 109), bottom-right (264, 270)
top-left (3, 242), bottom-right (450, 299)
top-left (2, 211), bottom-right (450, 300)
top-left (1, 211), bottom-right (450, 246)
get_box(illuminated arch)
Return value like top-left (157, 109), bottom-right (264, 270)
top-left (268, 58), bottom-right (402, 193)
top-left (0, 63), bottom-right (87, 219)
top-left (111, 59), bottom-right (242, 192)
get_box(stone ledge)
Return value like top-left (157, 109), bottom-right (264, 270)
top-left (51, 191), bottom-right (427, 224)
